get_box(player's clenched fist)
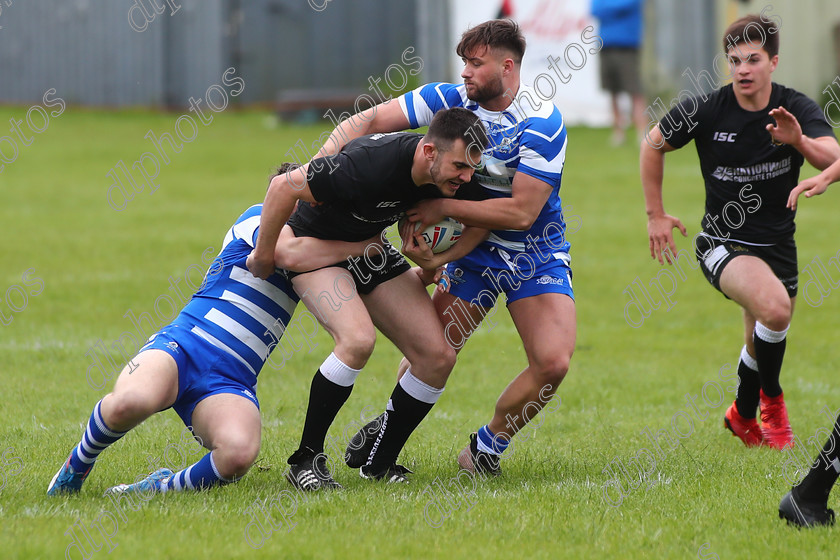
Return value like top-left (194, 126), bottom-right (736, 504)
top-left (406, 199), bottom-right (445, 231)
top-left (246, 249), bottom-right (275, 280)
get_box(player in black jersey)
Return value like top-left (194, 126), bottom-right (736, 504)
top-left (247, 108), bottom-right (490, 489)
top-left (641, 14), bottom-right (840, 449)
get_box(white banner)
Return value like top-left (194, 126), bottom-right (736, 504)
top-left (450, 0), bottom-right (611, 126)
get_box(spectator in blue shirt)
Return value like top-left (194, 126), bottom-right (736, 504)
top-left (591, 0), bottom-right (646, 146)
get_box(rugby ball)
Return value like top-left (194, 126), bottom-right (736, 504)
top-left (400, 217), bottom-right (464, 254)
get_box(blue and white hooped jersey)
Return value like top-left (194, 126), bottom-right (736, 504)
top-left (173, 205), bottom-right (299, 377)
top-left (399, 82), bottom-right (570, 261)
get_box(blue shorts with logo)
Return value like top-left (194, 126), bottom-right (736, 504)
top-left (138, 324), bottom-right (260, 427)
top-left (445, 243), bottom-right (574, 307)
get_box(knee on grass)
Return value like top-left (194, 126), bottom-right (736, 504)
top-left (211, 439), bottom-right (260, 480)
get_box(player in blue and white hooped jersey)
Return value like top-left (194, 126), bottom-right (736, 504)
top-left (47, 191), bottom-right (370, 496)
top-left (315, 19), bottom-right (575, 475)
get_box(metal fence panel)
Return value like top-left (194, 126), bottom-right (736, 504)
top-left (0, 0), bottom-right (418, 108)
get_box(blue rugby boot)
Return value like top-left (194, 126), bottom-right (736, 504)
top-left (103, 468), bottom-right (174, 496)
top-left (47, 455), bottom-right (93, 496)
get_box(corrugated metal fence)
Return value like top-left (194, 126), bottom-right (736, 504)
top-left (0, 0), bottom-right (419, 108)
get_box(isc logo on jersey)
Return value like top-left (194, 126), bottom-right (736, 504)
top-left (377, 201), bottom-right (400, 208)
top-left (712, 132), bottom-right (737, 142)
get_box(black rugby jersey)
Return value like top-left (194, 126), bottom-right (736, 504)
top-left (288, 132), bottom-right (485, 241)
top-left (660, 83), bottom-right (835, 244)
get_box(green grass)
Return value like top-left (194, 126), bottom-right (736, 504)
top-left (2, 108), bottom-right (840, 559)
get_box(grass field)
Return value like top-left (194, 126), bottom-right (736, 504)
top-left (2, 107), bottom-right (840, 559)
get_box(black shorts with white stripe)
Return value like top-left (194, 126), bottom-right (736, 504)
top-left (694, 233), bottom-right (798, 298)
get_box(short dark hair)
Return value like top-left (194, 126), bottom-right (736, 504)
top-left (268, 161), bottom-right (301, 190)
top-left (723, 14), bottom-right (779, 58)
top-left (456, 19), bottom-right (526, 64)
top-left (272, 162), bottom-right (301, 178)
top-left (425, 107), bottom-right (488, 155)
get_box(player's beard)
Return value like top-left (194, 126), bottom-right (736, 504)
top-left (429, 157), bottom-right (443, 185)
top-left (429, 158), bottom-right (456, 196)
top-left (465, 73), bottom-right (505, 104)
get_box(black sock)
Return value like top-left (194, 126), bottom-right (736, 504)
top-left (366, 383), bottom-right (435, 471)
top-left (297, 370), bottom-right (353, 454)
top-left (795, 413), bottom-right (840, 505)
top-left (735, 352), bottom-right (760, 419)
top-left (753, 323), bottom-right (787, 398)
